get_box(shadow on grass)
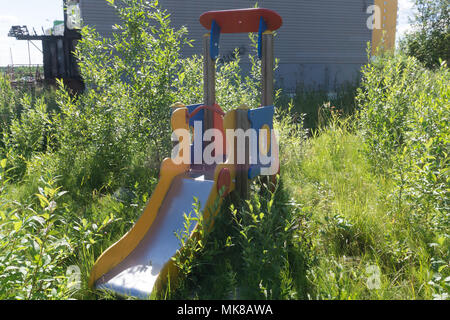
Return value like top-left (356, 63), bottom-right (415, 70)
top-left (164, 178), bottom-right (311, 300)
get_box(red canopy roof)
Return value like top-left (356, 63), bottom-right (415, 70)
top-left (199, 8), bottom-right (282, 34)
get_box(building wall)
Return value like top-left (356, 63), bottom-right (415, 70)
top-left (79, 0), bottom-right (121, 38)
top-left (79, 0), bottom-right (397, 92)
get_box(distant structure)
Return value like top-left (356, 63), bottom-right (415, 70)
top-left (8, 0), bottom-right (83, 92)
top-left (79, 0), bottom-right (398, 92)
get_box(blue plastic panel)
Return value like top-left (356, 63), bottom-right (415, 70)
top-left (186, 104), bottom-right (203, 165)
top-left (258, 17), bottom-right (268, 59)
top-left (247, 105), bottom-right (274, 179)
top-left (210, 20), bottom-right (221, 60)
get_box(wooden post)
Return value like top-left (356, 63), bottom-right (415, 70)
top-left (236, 107), bottom-right (250, 199)
top-left (261, 31), bottom-right (274, 107)
top-left (203, 33), bottom-right (215, 132)
top-left (261, 31), bottom-right (275, 190)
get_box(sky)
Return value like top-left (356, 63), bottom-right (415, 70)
top-left (396, 0), bottom-right (416, 39)
top-left (0, 0), bottom-right (416, 67)
top-left (0, 0), bottom-right (63, 66)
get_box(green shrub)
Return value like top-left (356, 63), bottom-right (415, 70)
top-left (0, 74), bottom-right (16, 152)
top-left (0, 174), bottom-right (73, 299)
top-left (2, 95), bottom-right (52, 180)
top-left (357, 53), bottom-right (449, 298)
top-left (356, 53), bottom-right (422, 171)
top-left (0, 167), bottom-right (126, 300)
top-left (356, 53), bottom-right (449, 222)
top-left (53, 0), bottom-right (191, 196)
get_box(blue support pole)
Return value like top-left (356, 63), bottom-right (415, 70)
top-left (258, 17), bottom-right (268, 59)
top-left (210, 20), bottom-right (221, 60)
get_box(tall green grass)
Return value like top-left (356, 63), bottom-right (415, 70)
top-left (278, 54), bottom-right (448, 300)
top-left (282, 118), bottom-right (434, 299)
top-left (277, 83), bottom-right (358, 131)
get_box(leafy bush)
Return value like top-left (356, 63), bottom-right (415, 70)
top-left (356, 53), bottom-right (449, 220)
top-left (53, 0), bottom-right (190, 195)
top-left (357, 53), bottom-right (449, 298)
top-left (0, 74), bottom-right (16, 152)
top-left (3, 95), bottom-right (53, 179)
top-left (0, 174), bottom-right (73, 299)
top-left (166, 180), bottom-right (306, 300)
top-left (357, 53), bottom-right (422, 170)
top-left (0, 166), bottom-right (125, 300)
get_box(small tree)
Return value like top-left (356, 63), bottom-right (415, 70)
top-left (400, 0), bottom-right (449, 69)
top-left (53, 0), bottom-right (192, 193)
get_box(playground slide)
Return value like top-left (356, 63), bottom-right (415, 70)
top-left (96, 174), bottom-right (214, 298)
top-left (89, 159), bottom-right (226, 298)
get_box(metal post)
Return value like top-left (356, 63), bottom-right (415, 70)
top-left (261, 31), bottom-right (274, 106)
top-left (261, 31), bottom-right (275, 190)
top-left (203, 33), bottom-right (215, 132)
top-left (27, 40), bottom-right (32, 79)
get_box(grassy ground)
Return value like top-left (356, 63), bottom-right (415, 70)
top-left (282, 119), bottom-right (438, 299)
